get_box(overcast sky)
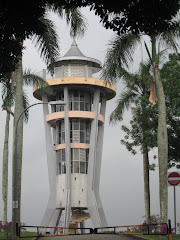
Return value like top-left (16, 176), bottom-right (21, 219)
top-left (0, 6), bottom-right (179, 229)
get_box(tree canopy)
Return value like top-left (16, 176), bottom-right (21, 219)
top-left (120, 53), bottom-right (180, 169)
top-left (1, 0), bottom-right (180, 76)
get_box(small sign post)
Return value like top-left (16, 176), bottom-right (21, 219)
top-left (168, 171), bottom-right (180, 239)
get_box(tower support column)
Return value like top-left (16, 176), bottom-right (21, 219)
top-left (94, 95), bottom-right (108, 227)
top-left (41, 94), bottom-right (57, 231)
top-left (64, 86), bottom-right (71, 229)
top-left (88, 89), bottom-right (104, 227)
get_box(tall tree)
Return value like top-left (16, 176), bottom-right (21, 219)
top-left (1, 75), bottom-right (14, 224)
top-left (102, 28), bottom-right (179, 222)
top-left (1, 72), bottom-right (31, 224)
top-left (109, 62), bottom-right (156, 223)
top-left (160, 53), bottom-right (180, 169)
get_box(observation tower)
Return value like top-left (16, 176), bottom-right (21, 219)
top-left (33, 40), bottom-right (116, 230)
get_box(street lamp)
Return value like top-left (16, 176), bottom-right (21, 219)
top-left (12, 100), bottom-right (66, 240)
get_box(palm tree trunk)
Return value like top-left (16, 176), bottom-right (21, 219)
top-left (142, 104), bottom-right (150, 224)
top-left (2, 112), bottom-right (10, 224)
top-left (143, 149), bottom-right (150, 223)
top-left (12, 57), bottom-right (24, 223)
top-left (151, 35), bottom-right (168, 223)
top-left (155, 65), bottom-right (168, 223)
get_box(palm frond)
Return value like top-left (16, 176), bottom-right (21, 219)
top-left (23, 69), bottom-right (53, 95)
top-left (65, 8), bottom-right (87, 38)
top-left (102, 33), bottom-right (141, 83)
top-left (157, 48), bottom-right (168, 67)
top-left (22, 90), bottom-right (29, 123)
top-left (31, 16), bottom-right (60, 74)
top-left (1, 75), bottom-right (15, 109)
top-left (48, 4), bottom-right (87, 38)
top-left (109, 89), bottom-right (137, 124)
top-left (158, 25), bottom-right (180, 52)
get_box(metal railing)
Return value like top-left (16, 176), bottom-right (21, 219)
top-left (18, 225), bottom-right (93, 238)
top-left (17, 220), bottom-right (172, 239)
top-left (94, 223), bottom-right (168, 235)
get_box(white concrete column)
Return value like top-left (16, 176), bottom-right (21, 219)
top-left (94, 95), bottom-right (108, 227)
top-left (87, 89), bottom-right (100, 227)
top-left (64, 86), bottom-right (71, 229)
top-left (40, 69), bottom-right (57, 229)
top-left (95, 95), bottom-right (106, 193)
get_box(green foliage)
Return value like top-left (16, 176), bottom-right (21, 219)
top-left (23, 69), bottom-right (53, 95)
top-left (120, 53), bottom-right (180, 169)
top-left (120, 95), bottom-right (158, 155)
top-left (0, 221), bottom-right (12, 240)
top-left (1, 73), bottom-right (14, 110)
top-left (102, 34), bottom-right (141, 82)
top-left (31, 16), bottom-right (59, 74)
top-left (160, 53), bottom-right (180, 168)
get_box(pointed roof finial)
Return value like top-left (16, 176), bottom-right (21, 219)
top-left (63, 39), bottom-right (85, 57)
top-left (72, 38), bottom-right (77, 46)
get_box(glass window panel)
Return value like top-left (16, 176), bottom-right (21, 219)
top-left (71, 161), bottom-right (73, 173)
top-left (74, 91), bottom-right (79, 101)
top-left (74, 102), bottom-right (79, 110)
top-left (74, 161), bottom-right (79, 173)
top-left (62, 162), bottom-right (66, 174)
top-left (80, 149), bottom-right (86, 161)
top-left (70, 120), bottom-right (72, 130)
top-left (69, 102), bottom-right (71, 110)
top-left (80, 102), bottom-right (84, 111)
top-left (86, 161), bottom-right (88, 174)
top-left (80, 92), bottom-right (84, 100)
top-left (74, 149), bottom-right (79, 160)
top-left (61, 92), bottom-right (64, 101)
top-left (59, 135), bottom-right (61, 144)
top-left (57, 106), bottom-right (64, 112)
top-left (86, 149), bottom-right (89, 161)
top-left (80, 131), bottom-right (84, 143)
top-left (74, 121), bottom-right (79, 130)
top-left (80, 162), bottom-right (85, 173)
top-left (62, 149), bottom-right (65, 161)
top-left (85, 103), bottom-right (90, 111)
top-left (62, 132), bottom-right (65, 143)
top-left (86, 130), bottom-right (90, 143)
top-left (69, 92), bottom-right (72, 101)
top-left (58, 163), bottom-right (61, 174)
top-left (80, 121), bottom-right (85, 130)
top-left (70, 131), bottom-right (72, 142)
top-left (71, 149), bottom-right (73, 160)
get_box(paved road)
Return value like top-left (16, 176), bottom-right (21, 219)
top-left (39, 234), bottom-right (141, 240)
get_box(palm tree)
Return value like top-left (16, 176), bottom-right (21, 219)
top-left (1, 75), bottom-right (14, 225)
top-left (109, 62), bottom-right (155, 223)
top-left (1, 70), bottom-right (49, 224)
top-left (103, 30), bottom-right (179, 222)
top-left (12, 9), bottom-right (87, 223)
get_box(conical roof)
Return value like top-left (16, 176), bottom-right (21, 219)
top-left (54, 39), bottom-right (101, 73)
top-left (63, 39), bottom-right (85, 57)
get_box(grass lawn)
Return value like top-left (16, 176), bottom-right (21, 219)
top-left (141, 234), bottom-right (180, 240)
top-left (0, 231), bottom-right (36, 240)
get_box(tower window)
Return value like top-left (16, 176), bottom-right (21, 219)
top-left (56, 149), bottom-right (66, 175)
top-left (68, 90), bottom-right (92, 111)
top-left (70, 149), bottom-right (89, 174)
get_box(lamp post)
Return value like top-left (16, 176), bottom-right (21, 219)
top-left (12, 100), bottom-right (66, 240)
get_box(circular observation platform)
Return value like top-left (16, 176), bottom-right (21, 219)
top-left (33, 77), bottom-right (116, 101)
